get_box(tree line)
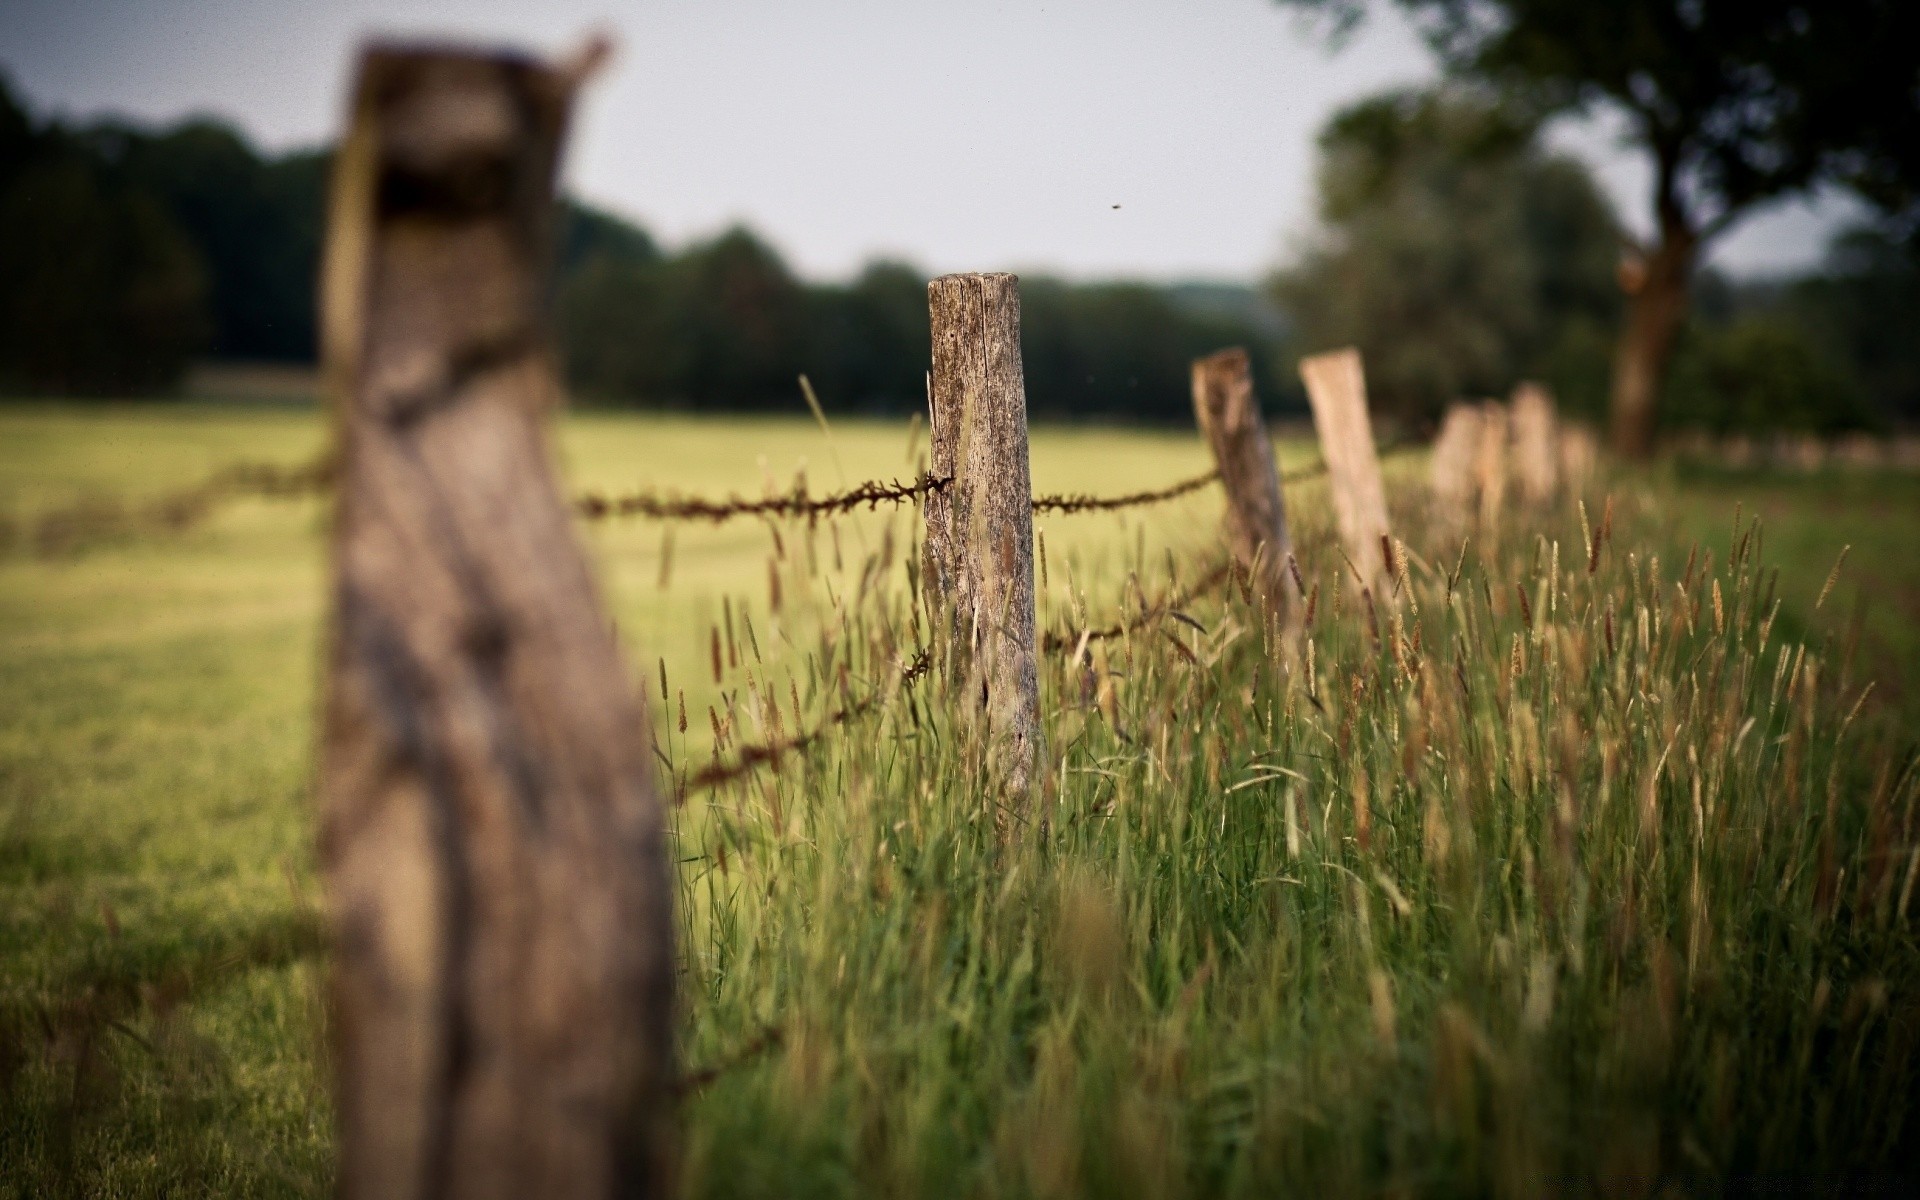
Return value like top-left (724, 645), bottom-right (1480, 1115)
top-left (2, 65), bottom-right (1915, 435)
top-left (0, 75), bottom-right (1285, 422)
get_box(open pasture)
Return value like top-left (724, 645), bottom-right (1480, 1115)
top-left (3, 403), bottom-right (1918, 1197)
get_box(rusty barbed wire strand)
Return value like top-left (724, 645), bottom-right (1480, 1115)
top-left (8, 433), bottom-right (1424, 556)
top-left (577, 473), bottom-right (951, 524)
top-left (1030, 469), bottom-right (1220, 515)
top-left (682, 648), bottom-right (932, 792)
top-left (4, 454), bottom-right (335, 556)
top-left (1041, 559), bottom-right (1236, 654)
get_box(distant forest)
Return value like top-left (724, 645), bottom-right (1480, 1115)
top-left (2, 75), bottom-right (1915, 430)
top-left (0, 77), bottom-right (1288, 422)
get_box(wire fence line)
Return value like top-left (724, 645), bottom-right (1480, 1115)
top-left (2, 455), bottom-right (337, 555)
top-left (577, 473), bottom-right (952, 524)
top-left (682, 648), bottom-right (933, 793)
top-left (1030, 469), bottom-right (1219, 515)
top-left (1040, 559), bottom-right (1237, 655)
top-left (684, 549), bottom-right (1235, 791)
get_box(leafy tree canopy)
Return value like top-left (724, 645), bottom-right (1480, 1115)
top-left (1289, 1), bottom-right (1920, 245)
top-left (1273, 86), bottom-right (1622, 424)
top-left (1280, 1), bottom-right (1920, 452)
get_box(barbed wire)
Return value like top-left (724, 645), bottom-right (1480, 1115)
top-left (4, 454), bottom-right (334, 555)
top-left (577, 473), bottom-right (951, 524)
top-left (682, 648), bottom-right (932, 792)
top-left (1031, 469), bottom-right (1219, 515)
top-left (7, 433), bottom-right (1426, 557)
top-left (1041, 559), bottom-right (1236, 654)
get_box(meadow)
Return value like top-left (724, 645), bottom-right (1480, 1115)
top-left (2, 401), bottom-right (1918, 1197)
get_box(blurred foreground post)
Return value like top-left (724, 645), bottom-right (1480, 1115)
top-left (1511, 382), bottom-right (1560, 505)
top-left (925, 271), bottom-right (1041, 811)
top-left (316, 43), bottom-right (672, 1200)
top-left (1299, 348), bottom-right (1392, 592)
top-left (1192, 348), bottom-right (1291, 616)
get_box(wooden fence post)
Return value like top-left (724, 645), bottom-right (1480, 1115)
top-left (1475, 401), bottom-right (1511, 531)
top-left (925, 272), bottom-right (1041, 808)
top-left (1510, 382), bottom-right (1559, 505)
top-left (316, 43), bottom-right (672, 1200)
top-left (1192, 348), bottom-right (1291, 614)
top-left (1429, 402), bottom-right (1483, 531)
top-left (1299, 347), bottom-right (1393, 592)
top-left (1560, 424), bottom-right (1599, 494)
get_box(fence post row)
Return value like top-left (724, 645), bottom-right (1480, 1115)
top-left (1510, 381), bottom-right (1560, 505)
top-left (924, 271), bottom-right (1042, 809)
top-left (316, 43), bottom-right (672, 1200)
top-left (1429, 402), bottom-right (1483, 532)
top-left (1476, 399), bottom-right (1511, 530)
top-left (1298, 347), bottom-right (1394, 593)
top-left (1192, 348), bottom-right (1292, 615)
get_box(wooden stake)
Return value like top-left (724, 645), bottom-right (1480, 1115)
top-left (1192, 348), bottom-right (1291, 614)
top-left (925, 272), bottom-right (1041, 805)
top-left (1430, 402), bottom-right (1483, 530)
top-left (1510, 381), bottom-right (1559, 505)
top-left (1475, 401), bottom-right (1511, 531)
top-left (1560, 424), bottom-right (1599, 495)
top-left (1299, 347), bottom-right (1392, 590)
top-left (317, 44), bottom-right (671, 1200)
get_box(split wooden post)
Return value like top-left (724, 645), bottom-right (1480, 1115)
top-left (1299, 347), bottom-right (1393, 592)
top-left (316, 43), bottom-right (672, 1200)
top-left (1192, 348), bottom-right (1291, 614)
top-left (1510, 382), bottom-right (1560, 505)
top-left (1429, 402), bottom-right (1484, 530)
top-left (924, 271), bottom-right (1041, 807)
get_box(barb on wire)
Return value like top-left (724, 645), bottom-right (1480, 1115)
top-left (1030, 469), bottom-right (1219, 516)
top-left (1042, 560), bottom-right (1235, 654)
top-left (577, 473), bottom-right (951, 524)
top-left (684, 649), bottom-right (932, 792)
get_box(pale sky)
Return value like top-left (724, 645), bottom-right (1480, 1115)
top-left (0, 0), bottom-right (1861, 281)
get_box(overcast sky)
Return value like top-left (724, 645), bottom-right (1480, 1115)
top-left (0, 0), bottom-right (1864, 282)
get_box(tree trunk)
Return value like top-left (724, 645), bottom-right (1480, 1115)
top-left (317, 45), bottom-right (673, 1200)
top-left (1609, 227), bottom-right (1696, 459)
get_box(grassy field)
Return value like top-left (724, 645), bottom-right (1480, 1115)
top-left (2, 402), bottom-right (1918, 1196)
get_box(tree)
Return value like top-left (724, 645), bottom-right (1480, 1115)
top-left (1273, 87), bottom-right (1621, 425)
top-left (1279, 1), bottom-right (1920, 454)
top-left (0, 77), bottom-right (209, 394)
top-left (115, 122), bottom-right (326, 361)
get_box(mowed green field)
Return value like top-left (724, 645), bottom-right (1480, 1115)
top-left (3, 402), bottom-right (1918, 1196)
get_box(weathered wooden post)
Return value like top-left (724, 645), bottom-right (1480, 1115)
top-left (925, 272), bottom-right (1041, 809)
top-left (1429, 402), bottom-right (1484, 530)
top-left (1192, 348), bottom-right (1291, 615)
top-left (1299, 347), bottom-right (1393, 591)
top-left (1559, 424), bottom-right (1599, 495)
top-left (316, 42), bottom-right (672, 1200)
top-left (1510, 381), bottom-right (1559, 505)
top-left (1475, 401), bottom-right (1511, 530)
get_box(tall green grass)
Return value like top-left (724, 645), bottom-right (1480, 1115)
top-left (668, 484), bottom-right (1918, 1197)
top-left (2, 406), bottom-right (1917, 1196)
